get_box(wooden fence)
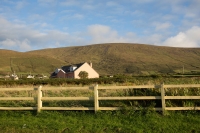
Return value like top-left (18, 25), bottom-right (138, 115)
top-left (0, 84), bottom-right (200, 114)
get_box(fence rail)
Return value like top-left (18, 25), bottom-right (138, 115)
top-left (0, 84), bottom-right (200, 114)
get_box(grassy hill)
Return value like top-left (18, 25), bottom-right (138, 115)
top-left (1, 43), bottom-right (200, 76)
top-left (0, 49), bottom-right (65, 76)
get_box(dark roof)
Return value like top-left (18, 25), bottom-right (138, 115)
top-left (50, 72), bottom-right (57, 78)
top-left (61, 62), bottom-right (85, 73)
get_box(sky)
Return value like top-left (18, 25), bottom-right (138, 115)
top-left (0, 0), bottom-right (200, 52)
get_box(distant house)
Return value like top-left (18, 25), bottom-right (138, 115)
top-left (11, 72), bottom-right (19, 80)
top-left (27, 75), bottom-right (34, 79)
top-left (50, 62), bottom-right (99, 79)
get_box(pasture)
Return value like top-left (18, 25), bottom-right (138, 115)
top-left (0, 77), bottom-right (200, 132)
top-left (0, 110), bottom-right (200, 132)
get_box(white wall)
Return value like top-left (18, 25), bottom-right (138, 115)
top-left (74, 62), bottom-right (99, 79)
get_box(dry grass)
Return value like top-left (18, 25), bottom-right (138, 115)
top-left (1, 43), bottom-right (200, 75)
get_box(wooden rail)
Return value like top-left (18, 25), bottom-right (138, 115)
top-left (0, 84), bottom-right (200, 114)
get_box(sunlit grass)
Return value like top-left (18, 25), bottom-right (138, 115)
top-left (1, 43), bottom-right (200, 75)
top-left (0, 77), bottom-right (200, 132)
top-left (0, 110), bottom-right (200, 133)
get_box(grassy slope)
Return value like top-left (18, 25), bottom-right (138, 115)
top-left (28, 43), bottom-right (200, 75)
top-left (0, 49), bottom-right (65, 75)
top-left (1, 43), bottom-right (200, 75)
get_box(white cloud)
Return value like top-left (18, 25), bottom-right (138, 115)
top-left (82, 4), bottom-right (95, 10)
top-left (0, 38), bottom-right (32, 51)
top-left (185, 13), bottom-right (196, 18)
top-left (73, 14), bottom-right (84, 19)
top-left (87, 24), bottom-right (137, 44)
top-left (146, 34), bottom-right (163, 44)
top-left (0, 16), bottom-right (80, 51)
top-left (37, 0), bottom-right (57, 4)
top-left (87, 24), bottom-right (117, 43)
top-left (29, 14), bottom-right (44, 21)
top-left (16, 1), bottom-right (28, 10)
top-left (162, 26), bottom-right (200, 47)
top-left (161, 14), bottom-right (176, 21)
top-left (106, 1), bottom-right (119, 6)
top-left (127, 0), bottom-right (155, 4)
top-left (0, 39), bottom-right (17, 47)
top-left (154, 22), bottom-right (172, 31)
top-left (38, 0), bottom-right (55, 2)
top-left (59, 13), bottom-right (84, 21)
top-left (19, 39), bottom-right (32, 51)
top-left (60, 0), bottom-right (79, 6)
top-left (85, 24), bottom-right (166, 46)
top-left (0, 16), bottom-right (164, 51)
top-left (184, 0), bottom-right (200, 18)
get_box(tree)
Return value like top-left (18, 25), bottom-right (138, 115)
top-left (78, 71), bottom-right (88, 79)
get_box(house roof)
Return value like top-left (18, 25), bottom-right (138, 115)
top-left (50, 62), bottom-right (85, 78)
top-left (61, 62), bottom-right (85, 73)
top-left (50, 72), bottom-right (57, 77)
top-left (50, 62), bottom-right (99, 78)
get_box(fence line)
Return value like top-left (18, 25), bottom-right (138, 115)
top-left (0, 84), bottom-right (200, 114)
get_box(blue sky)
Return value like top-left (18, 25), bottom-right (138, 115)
top-left (0, 0), bottom-right (200, 52)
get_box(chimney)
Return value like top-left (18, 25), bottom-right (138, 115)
top-left (89, 62), bottom-right (92, 68)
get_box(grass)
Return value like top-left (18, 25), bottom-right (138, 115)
top-left (0, 77), bottom-right (200, 108)
top-left (1, 43), bottom-right (200, 75)
top-left (0, 51), bottom-right (65, 75)
top-left (0, 110), bottom-right (200, 133)
top-left (1, 77), bottom-right (200, 132)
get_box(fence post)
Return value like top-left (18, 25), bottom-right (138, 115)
top-left (160, 83), bottom-right (166, 115)
top-left (94, 84), bottom-right (99, 113)
top-left (37, 85), bottom-right (42, 113)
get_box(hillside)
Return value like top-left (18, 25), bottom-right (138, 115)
top-left (0, 49), bottom-right (65, 75)
top-left (1, 43), bottom-right (200, 76)
top-left (27, 43), bottom-right (200, 75)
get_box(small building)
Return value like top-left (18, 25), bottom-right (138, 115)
top-left (50, 62), bottom-right (99, 79)
top-left (27, 75), bottom-right (34, 79)
top-left (11, 73), bottom-right (19, 80)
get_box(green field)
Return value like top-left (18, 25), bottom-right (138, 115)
top-left (0, 110), bottom-right (200, 133)
top-left (1, 77), bottom-right (200, 132)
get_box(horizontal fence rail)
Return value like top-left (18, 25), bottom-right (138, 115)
top-left (0, 84), bottom-right (200, 114)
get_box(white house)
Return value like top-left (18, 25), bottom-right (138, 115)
top-left (50, 62), bottom-right (99, 79)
